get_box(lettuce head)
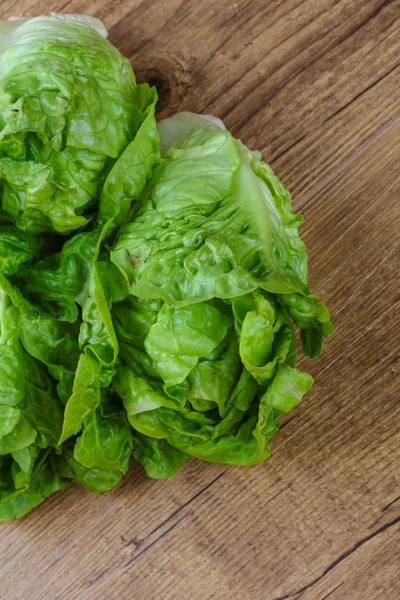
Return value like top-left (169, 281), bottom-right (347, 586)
top-left (110, 113), bottom-right (332, 477)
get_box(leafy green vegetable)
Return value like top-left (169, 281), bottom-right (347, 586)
top-left (0, 16), bottom-right (331, 520)
top-left (0, 14), bottom-right (158, 519)
top-left (111, 112), bottom-right (331, 476)
top-left (0, 15), bottom-right (140, 233)
top-left (0, 458), bottom-right (66, 521)
top-left (50, 445), bottom-right (123, 494)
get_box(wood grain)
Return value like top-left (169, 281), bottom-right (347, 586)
top-left (1, 1), bottom-right (399, 599)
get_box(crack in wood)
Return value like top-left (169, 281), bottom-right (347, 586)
top-left (124, 518), bottom-right (184, 568)
top-left (319, 62), bottom-right (400, 128)
top-left (382, 495), bottom-right (400, 513)
top-left (124, 471), bottom-right (225, 568)
top-left (222, 0), bottom-right (254, 27)
top-left (319, 582), bottom-right (344, 600)
top-left (272, 514), bottom-right (400, 600)
top-left (148, 471), bottom-right (226, 538)
top-left (293, 113), bottom-right (399, 208)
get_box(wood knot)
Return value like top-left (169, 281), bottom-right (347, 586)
top-left (132, 54), bottom-right (193, 117)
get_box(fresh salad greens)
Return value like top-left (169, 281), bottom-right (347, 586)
top-left (110, 113), bottom-right (332, 476)
top-left (0, 14), bottom-right (159, 519)
top-left (0, 16), bottom-right (332, 521)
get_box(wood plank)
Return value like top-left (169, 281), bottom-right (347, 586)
top-left (0, 1), bottom-right (399, 599)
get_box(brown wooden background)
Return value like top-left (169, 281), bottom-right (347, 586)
top-left (1, 1), bottom-right (399, 599)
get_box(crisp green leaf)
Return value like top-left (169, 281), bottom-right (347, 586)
top-left (74, 408), bottom-right (133, 473)
top-left (0, 290), bottom-right (26, 407)
top-left (51, 446), bottom-right (123, 494)
top-left (59, 354), bottom-right (102, 444)
top-left (258, 363), bottom-right (314, 414)
top-left (0, 406), bottom-right (20, 436)
top-left (0, 417), bottom-right (37, 455)
top-left (0, 227), bottom-right (44, 276)
top-left (145, 301), bottom-right (232, 387)
top-left (0, 459), bottom-right (66, 521)
top-left (133, 432), bottom-right (188, 479)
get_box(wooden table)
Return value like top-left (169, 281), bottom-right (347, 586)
top-left (1, 1), bottom-right (399, 598)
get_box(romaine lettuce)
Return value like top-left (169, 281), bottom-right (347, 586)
top-left (0, 15), bottom-right (158, 519)
top-left (110, 113), bottom-right (332, 476)
top-left (0, 18), bottom-right (331, 519)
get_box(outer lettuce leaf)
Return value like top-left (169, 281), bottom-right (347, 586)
top-left (54, 394), bottom-right (132, 493)
top-left (0, 418), bottom-right (36, 455)
top-left (73, 396), bottom-right (133, 473)
top-left (0, 271), bottom-right (39, 318)
top-left (59, 353), bottom-right (102, 444)
top-left (112, 125), bottom-right (308, 304)
top-left (98, 84), bottom-right (160, 232)
top-left (17, 228), bottom-right (121, 363)
top-left (11, 444), bottom-right (41, 489)
top-left (19, 313), bottom-right (81, 404)
top-left (112, 115), bottom-right (331, 356)
top-left (0, 158), bottom-right (89, 234)
top-left (0, 289), bottom-right (64, 451)
top-left (19, 354), bottom-right (64, 449)
top-left (0, 457), bottom-right (66, 521)
top-left (117, 359), bottom-right (312, 470)
top-left (17, 84), bottom-right (158, 365)
top-left (0, 290), bottom-right (66, 520)
top-left (187, 328), bottom-right (241, 416)
top-left (0, 290), bottom-right (26, 406)
top-left (111, 288), bottom-right (312, 472)
top-left (51, 445), bottom-right (123, 494)
top-left (0, 406), bottom-right (20, 436)
top-left (132, 432), bottom-right (188, 479)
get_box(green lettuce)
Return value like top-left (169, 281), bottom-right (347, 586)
top-left (0, 288), bottom-right (66, 519)
top-left (111, 113), bottom-right (332, 477)
top-left (0, 16), bottom-right (331, 519)
top-left (0, 15), bottom-right (159, 519)
top-left (0, 15), bottom-right (140, 233)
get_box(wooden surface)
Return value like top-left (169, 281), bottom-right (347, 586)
top-left (1, 1), bottom-right (399, 598)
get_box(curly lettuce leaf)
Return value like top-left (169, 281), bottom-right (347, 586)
top-left (145, 301), bottom-right (232, 388)
top-left (19, 313), bottom-right (81, 404)
top-left (73, 398), bottom-right (133, 474)
top-left (0, 289), bottom-right (64, 452)
top-left (0, 290), bottom-right (26, 406)
top-left (98, 84), bottom-right (160, 232)
top-left (59, 353), bottom-right (102, 444)
top-left (132, 432), bottom-right (188, 479)
top-left (0, 227), bottom-right (44, 276)
top-left (117, 358), bottom-right (312, 471)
